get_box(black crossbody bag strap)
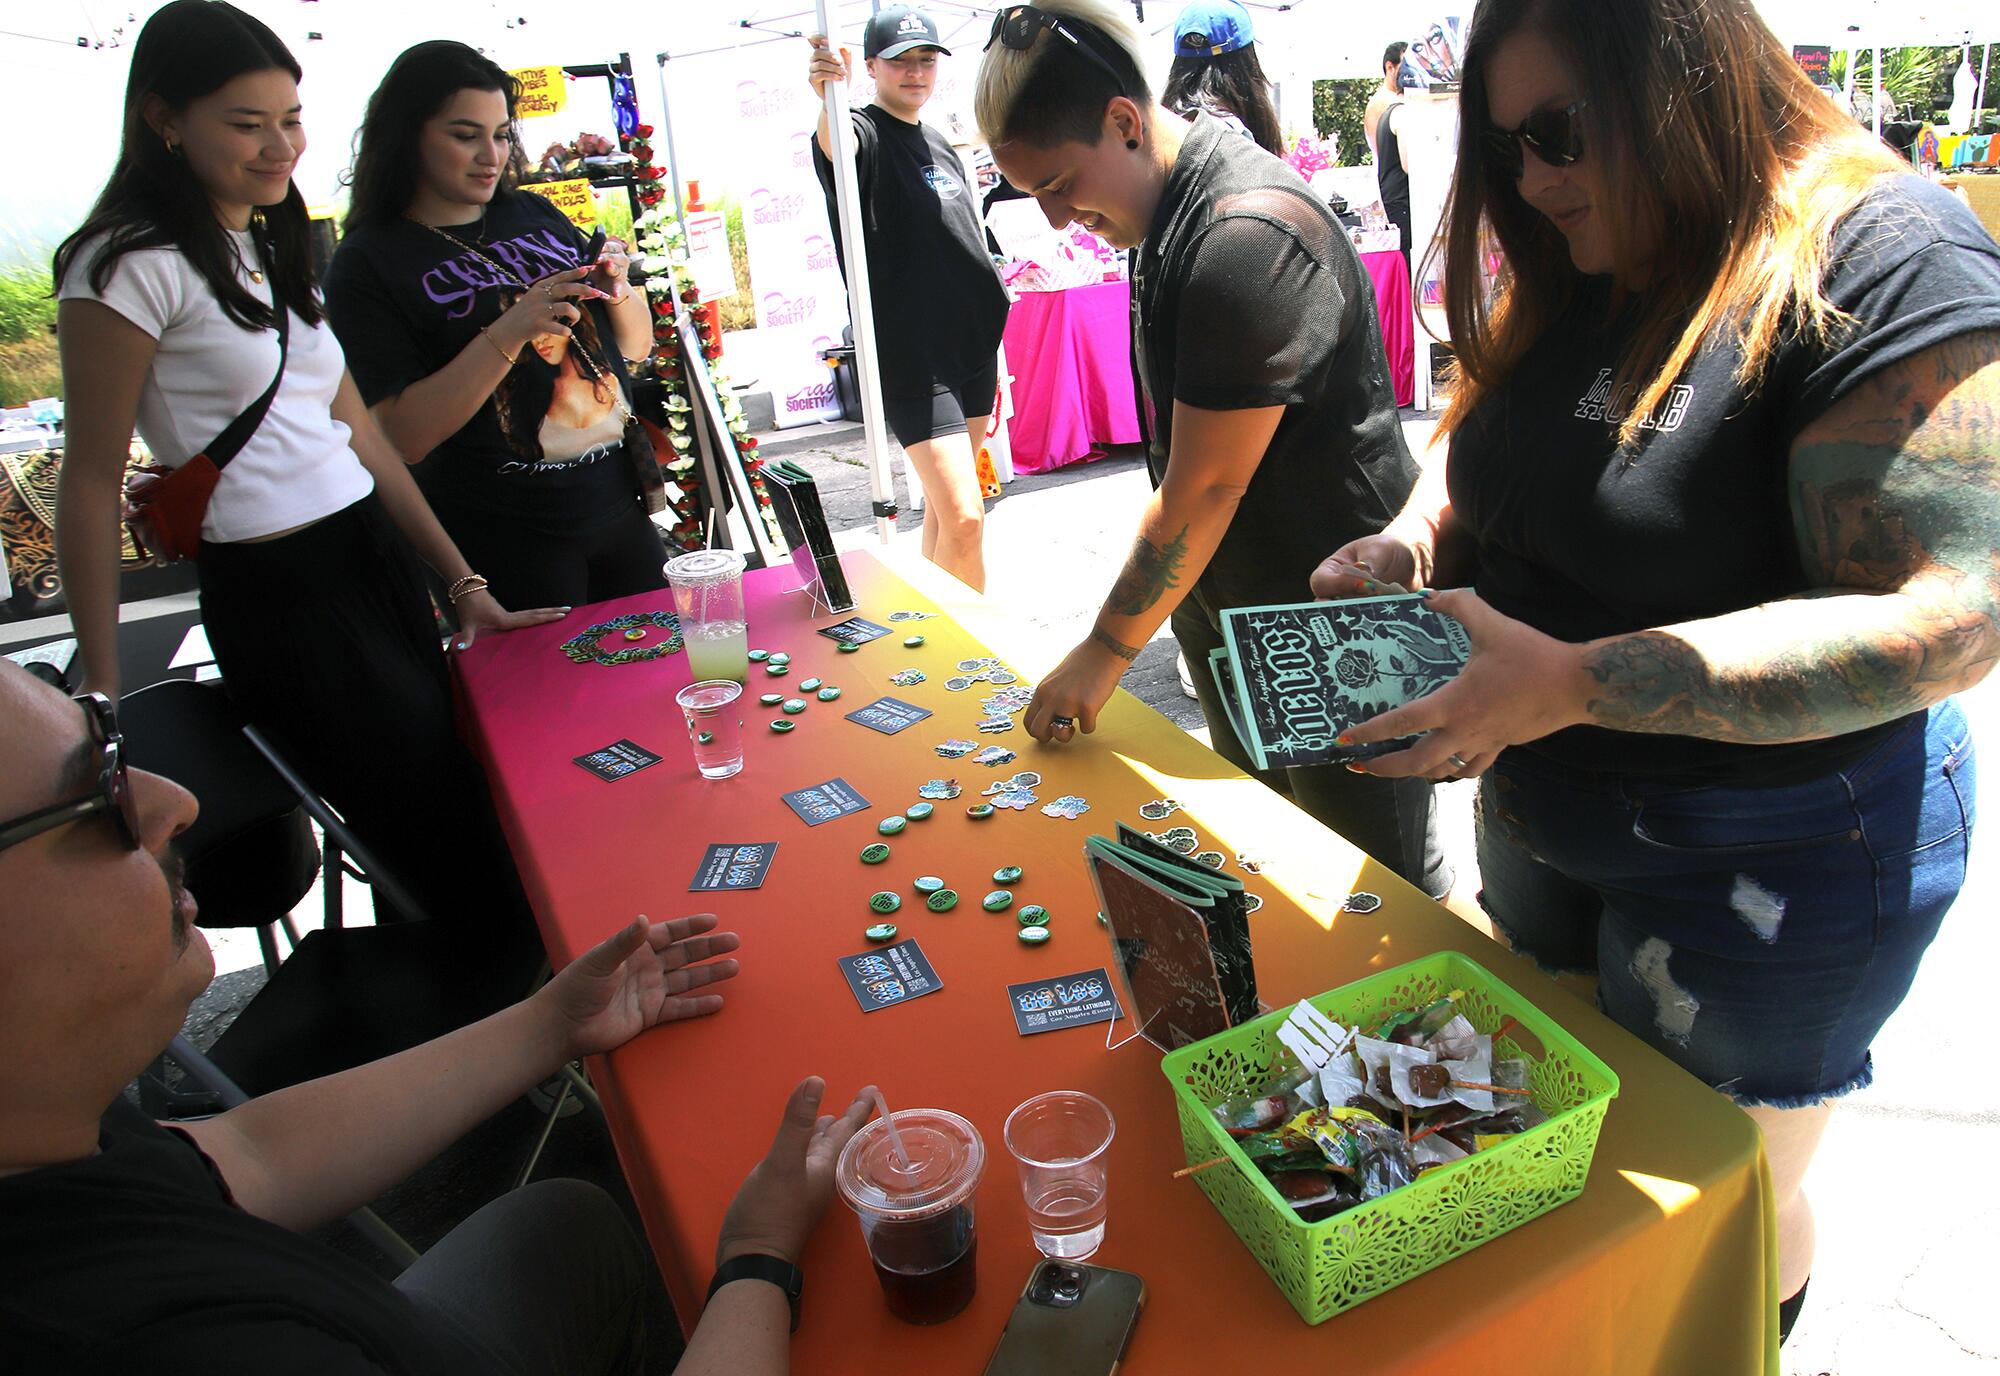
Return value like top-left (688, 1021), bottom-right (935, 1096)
top-left (204, 235), bottom-right (291, 471)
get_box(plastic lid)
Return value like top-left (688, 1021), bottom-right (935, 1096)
top-left (836, 1109), bottom-right (985, 1220)
top-left (663, 548), bottom-right (746, 585)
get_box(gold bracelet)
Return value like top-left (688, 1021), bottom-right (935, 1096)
top-left (447, 574), bottom-right (490, 603)
top-left (479, 326), bottom-right (517, 365)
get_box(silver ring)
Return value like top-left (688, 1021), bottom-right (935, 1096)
top-left (1446, 752), bottom-right (1470, 771)
top-left (1051, 715), bottom-right (1076, 730)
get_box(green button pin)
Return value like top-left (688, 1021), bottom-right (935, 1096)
top-left (838, 641), bottom-right (860, 653)
top-left (902, 635), bottom-right (926, 648)
top-left (993, 865), bottom-right (1024, 885)
top-left (926, 888), bottom-right (959, 912)
top-left (982, 890), bottom-right (1014, 913)
top-left (759, 692), bottom-right (785, 706)
top-left (877, 816), bottom-right (908, 836)
top-left (817, 687), bottom-right (842, 702)
top-left (1017, 905), bottom-right (1050, 927)
top-left (905, 802), bottom-right (934, 821)
top-left (800, 677), bottom-right (822, 691)
top-left (868, 891), bottom-right (902, 914)
top-left (768, 652), bottom-right (792, 666)
top-left (747, 649), bottom-right (770, 662)
top-left (913, 875), bottom-right (945, 894)
top-left (764, 663), bottom-right (788, 677)
top-left (865, 922), bottom-right (898, 942)
top-left (769, 719), bottom-right (796, 733)
top-left (1018, 925), bottom-right (1051, 945)
top-left (782, 699), bottom-right (808, 714)
top-left (860, 843), bottom-right (891, 864)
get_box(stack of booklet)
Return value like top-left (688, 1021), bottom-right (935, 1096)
top-left (1207, 593), bottom-right (1470, 770)
top-left (1085, 825), bottom-right (1258, 1053)
top-left (761, 458), bottom-right (854, 612)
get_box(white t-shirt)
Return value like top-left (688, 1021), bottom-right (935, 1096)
top-left (58, 229), bottom-right (373, 542)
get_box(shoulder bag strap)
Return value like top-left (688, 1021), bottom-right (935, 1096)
top-left (202, 233), bottom-right (290, 471)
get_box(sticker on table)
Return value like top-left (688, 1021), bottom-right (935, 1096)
top-left (845, 696), bottom-right (934, 735)
top-left (780, 777), bottom-right (871, 826)
top-left (838, 938), bottom-right (944, 1013)
top-left (572, 739), bottom-right (663, 782)
top-left (972, 746), bottom-right (1017, 767)
top-left (887, 610), bottom-right (936, 622)
top-left (688, 841), bottom-right (778, 891)
top-left (1041, 794), bottom-right (1091, 820)
top-left (934, 738), bottom-right (979, 759)
top-left (1008, 967), bottom-right (1121, 1035)
top-left (817, 616), bottom-right (892, 646)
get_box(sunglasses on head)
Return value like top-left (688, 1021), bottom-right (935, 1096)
top-left (1483, 100), bottom-right (1587, 179)
top-left (986, 4), bottom-right (1128, 93)
top-left (0, 693), bottom-right (140, 855)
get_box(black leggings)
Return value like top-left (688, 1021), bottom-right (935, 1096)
top-left (197, 494), bottom-right (538, 940)
top-left (445, 498), bottom-right (668, 612)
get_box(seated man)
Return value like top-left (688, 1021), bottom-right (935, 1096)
top-left (0, 662), bottom-right (871, 1375)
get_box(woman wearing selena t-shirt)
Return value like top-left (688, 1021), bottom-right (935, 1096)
top-left (54, 4), bottom-right (559, 933)
top-left (324, 41), bottom-right (663, 612)
top-left (1314, 0), bottom-right (2000, 1338)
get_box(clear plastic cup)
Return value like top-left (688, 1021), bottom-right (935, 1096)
top-left (664, 549), bottom-right (748, 684)
top-left (675, 679), bottom-right (744, 779)
top-left (1003, 1090), bottom-right (1115, 1259)
top-left (836, 1108), bottom-right (985, 1324)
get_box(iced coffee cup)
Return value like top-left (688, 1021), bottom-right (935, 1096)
top-left (835, 1108), bottom-right (985, 1324)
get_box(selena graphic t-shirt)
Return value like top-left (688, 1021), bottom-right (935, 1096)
top-left (324, 190), bottom-right (635, 536)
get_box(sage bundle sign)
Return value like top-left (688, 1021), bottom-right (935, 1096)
top-left (1209, 595), bottom-right (1471, 770)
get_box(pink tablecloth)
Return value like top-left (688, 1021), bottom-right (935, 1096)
top-left (1000, 279), bottom-right (1141, 472)
top-left (1364, 248), bottom-right (1415, 408)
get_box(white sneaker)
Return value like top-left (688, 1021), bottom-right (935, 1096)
top-left (1176, 652), bottom-right (1199, 700)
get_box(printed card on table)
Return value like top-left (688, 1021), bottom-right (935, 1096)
top-left (571, 739), bottom-right (663, 782)
top-left (838, 939), bottom-right (944, 1013)
top-left (688, 842), bottom-right (778, 891)
top-left (844, 696), bottom-right (933, 736)
top-left (816, 616), bottom-right (892, 645)
top-left (1006, 967), bottom-right (1122, 1036)
top-left (780, 777), bottom-right (871, 826)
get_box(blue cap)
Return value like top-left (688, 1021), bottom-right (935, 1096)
top-left (1173, 1), bottom-right (1253, 58)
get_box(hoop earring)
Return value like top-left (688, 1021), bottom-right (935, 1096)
top-left (164, 138), bottom-right (182, 159)
top-left (1125, 138), bottom-right (1139, 150)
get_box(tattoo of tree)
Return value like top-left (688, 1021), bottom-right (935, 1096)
top-left (1091, 626), bottom-right (1142, 662)
top-left (1105, 525), bottom-right (1190, 617)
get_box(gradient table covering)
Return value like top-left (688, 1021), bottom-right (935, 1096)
top-left (1000, 280), bottom-right (1142, 473)
top-left (456, 548), bottom-right (1776, 1375)
top-left (1363, 248), bottom-right (1416, 409)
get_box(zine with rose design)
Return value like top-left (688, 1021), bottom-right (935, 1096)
top-left (1210, 595), bottom-right (1471, 770)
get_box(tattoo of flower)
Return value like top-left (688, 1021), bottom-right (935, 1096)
top-left (1105, 525), bottom-right (1190, 617)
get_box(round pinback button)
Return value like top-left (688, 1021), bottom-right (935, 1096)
top-left (799, 677), bottom-right (822, 691)
top-left (860, 843), bottom-right (891, 864)
top-left (768, 719), bottom-right (796, 733)
top-left (926, 888), bottom-right (959, 912)
top-left (868, 891), bottom-right (901, 914)
top-left (982, 890), bottom-right (1014, 912)
top-left (782, 699), bottom-right (808, 714)
top-left (817, 687), bottom-right (842, 701)
top-left (913, 875), bottom-right (944, 894)
top-left (764, 663), bottom-right (788, 677)
top-left (905, 802), bottom-right (934, 821)
top-left (902, 635), bottom-right (925, 648)
top-left (768, 652), bottom-right (792, 666)
top-left (747, 649), bottom-right (769, 662)
top-left (993, 865), bottom-right (1024, 885)
top-left (865, 922), bottom-right (898, 942)
top-left (759, 692), bottom-right (785, 706)
top-left (877, 816), bottom-right (908, 836)
top-left (838, 641), bottom-right (860, 653)
top-left (1017, 905), bottom-right (1050, 927)
top-left (1017, 925), bottom-right (1050, 945)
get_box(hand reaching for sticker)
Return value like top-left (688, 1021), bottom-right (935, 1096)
top-left (1024, 634), bottom-right (1131, 743)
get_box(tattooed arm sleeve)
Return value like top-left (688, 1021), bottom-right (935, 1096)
top-left (1577, 330), bottom-right (2000, 742)
top-left (1088, 400), bottom-right (1284, 657)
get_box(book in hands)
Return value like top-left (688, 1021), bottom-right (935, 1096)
top-left (1209, 594), bottom-right (1470, 770)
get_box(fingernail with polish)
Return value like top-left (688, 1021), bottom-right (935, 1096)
top-left (1335, 735), bottom-right (1353, 747)
top-left (1345, 763), bottom-right (1370, 775)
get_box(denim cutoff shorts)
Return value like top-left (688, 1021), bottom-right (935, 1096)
top-left (1475, 702), bottom-right (1974, 1108)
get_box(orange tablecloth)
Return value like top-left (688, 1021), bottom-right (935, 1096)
top-left (456, 548), bottom-right (1776, 1375)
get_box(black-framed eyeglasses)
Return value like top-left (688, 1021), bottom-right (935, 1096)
top-left (986, 4), bottom-right (1128, 93)
top-left (1483, 100), bottom-right (1588, 179)
top-left (0, 693), bottom-right (140, 855)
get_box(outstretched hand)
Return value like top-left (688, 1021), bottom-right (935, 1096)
top-left (451, 590), bottom-right (570, 651)
top-left (717, 1077), bottom-right (875, 1267)
top-left (541, 913), bottom-right (742, 1060)
top-left (1338, 588), bottom-right (1590, 779)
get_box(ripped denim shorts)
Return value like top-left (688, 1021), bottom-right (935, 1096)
top-left (1475, 701), bottom-right (1974, 1109)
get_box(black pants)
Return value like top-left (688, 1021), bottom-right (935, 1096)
top-left (443, 491), bottom-right (668, 612)
top-left (197, 494), bottom-right (538, 938)
top-left (1173, 602), bottom-right (1453, 900)
top-left (397, 1179), bottom-right (649, 1376)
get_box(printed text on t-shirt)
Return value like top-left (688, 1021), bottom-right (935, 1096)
top-left (1574, 368), bottom-right (1694, 432)
top-left (422, 229), bottom-right (577, 318)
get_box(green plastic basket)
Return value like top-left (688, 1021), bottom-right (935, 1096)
top-left (1160, 950), bottom-right (1620, 1324)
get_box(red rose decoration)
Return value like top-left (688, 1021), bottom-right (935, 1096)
top-left (634, 123), bottom-right (654, 138)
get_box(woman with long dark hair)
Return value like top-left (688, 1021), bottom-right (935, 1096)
top-left (53, 0), bottom-right (560, 931)
top-left (324, 41), bottom-right (663, 611)
top-left (1316, 0), bottom-right (2000, 1338)
top-left (1160, 1), bottom-right (1283, 156)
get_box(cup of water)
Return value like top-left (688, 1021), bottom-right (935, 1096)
top-left (664, 549), bottom-right (748, 684)
top-left (676, 680), bottom-right (745, 779)
top-left (1003, 1090), bottom-right (1115, 1259)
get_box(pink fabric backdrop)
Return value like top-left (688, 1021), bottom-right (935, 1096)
top-left (1363, 249), bottom-right (1415, 408)
top-left (1000, 280), bottom-right (1141, 473)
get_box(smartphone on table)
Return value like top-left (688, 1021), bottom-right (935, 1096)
top-left (983, 1259), bottom-right (1145, 1376)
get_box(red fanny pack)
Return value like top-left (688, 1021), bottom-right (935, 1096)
top-left (128, 242), bottom-right (289, 563)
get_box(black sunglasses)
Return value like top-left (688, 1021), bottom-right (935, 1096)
top-left (1482, 100), bottom-right (1587, 179)
top-left (0, 693), bottom-right (140, 855)
top-left (986, 5), bottom-right (1128, 93)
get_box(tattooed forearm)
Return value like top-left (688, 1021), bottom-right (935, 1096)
top-left (1104, 524), bottom-right (1190, 617)
top-left (1091, 625), bottom-right (1142, 662)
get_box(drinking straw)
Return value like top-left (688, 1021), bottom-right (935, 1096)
top-left (705, 506), bottom-right (717, 549)
top-left (871, 1086), bottom-right (913, 1171)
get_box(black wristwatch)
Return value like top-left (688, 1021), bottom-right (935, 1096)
top-left (707, 1253), bottom-right (804, 1332)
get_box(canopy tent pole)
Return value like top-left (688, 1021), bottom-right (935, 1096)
top-left (1873, 42), bottom-right (1883, 136)
top-left (814, 0), bottom-right (900, 546)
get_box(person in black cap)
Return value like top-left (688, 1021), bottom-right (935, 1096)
top-left (806, 7), bottom-right (1009, 593)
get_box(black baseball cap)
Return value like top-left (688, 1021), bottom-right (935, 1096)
top-left (865, 6), bottom-right (949, 60)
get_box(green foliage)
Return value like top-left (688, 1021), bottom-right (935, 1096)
top-left (0, 267), bottom-right (56, 346)
top-left (1827, 46), bottom-right (1958, 115)
top-left (713, 196), bottom-right (756, 334)
top-left (0, 338), bottom-right (62, 408)
top-left (1311, 78), bottom-right (1379, 167)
